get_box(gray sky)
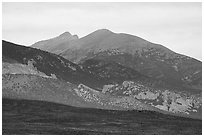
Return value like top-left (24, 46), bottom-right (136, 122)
top-left (2, 2), bottom-right (202, 60)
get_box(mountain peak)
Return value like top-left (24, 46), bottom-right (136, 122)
top-left (58, 31), bottom-right (79, 40)
top-left (59, 31), bottom-right (72, 37)
top-left (94, 29), bottom-right (113, 34)
top-left (82, 29), bottom-right (114, 40)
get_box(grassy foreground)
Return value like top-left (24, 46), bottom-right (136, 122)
top-left (2, 98), bottom-right (202, 135)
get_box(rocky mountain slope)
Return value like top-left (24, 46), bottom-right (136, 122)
top-left (2, 74), bottom-right (164, 113)
top-left (31, 29), bottom-right (202, 91)
top-left (32, 32), bottom-right (79, 54)
top-left (2, 40), bottom-right (202, 119)
top-left (3, 40), bottom-right (167, 90)
top-left (2, 74), bottom-right (201, 119)
top-left (3, 61), bottom-right (54, 78)
top-left (2, 74), bottom-right (110, 110)
top-left (3, 40), bottom-right (106, 89)
top-left (101, 81), bottom-right (202, 119)
top-left (81, 59), bottom-right (150, 84)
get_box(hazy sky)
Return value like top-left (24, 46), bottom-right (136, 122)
top-left (2, 2), bottom-right (202, 60)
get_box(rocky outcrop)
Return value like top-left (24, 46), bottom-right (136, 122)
top-left (102, 84), bottom-right (115, 93)
top-left (101, 81), bottom-right (202, 116)
top-left (74, 84), bottom-right (157, 111)
top-left (2, 73), bottom-right (201, 119)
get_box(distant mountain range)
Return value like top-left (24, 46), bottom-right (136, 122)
top-left (2, 29), bottom-right (202, 120)
top-left (32, 29), bottom-right (202, 91)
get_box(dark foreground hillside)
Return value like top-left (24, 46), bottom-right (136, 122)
top-left (2, 98), bottom-right (202, 135)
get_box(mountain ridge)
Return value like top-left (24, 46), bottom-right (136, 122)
top-left (31, 31), bottom-right (79, 54)
top-left (32, 29), bottom-right (202, 91)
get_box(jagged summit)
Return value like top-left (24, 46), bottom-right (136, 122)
top-left (59, 31), bottom-right (72, 37)
top-left (58, 31), bottom-right (79, 40)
